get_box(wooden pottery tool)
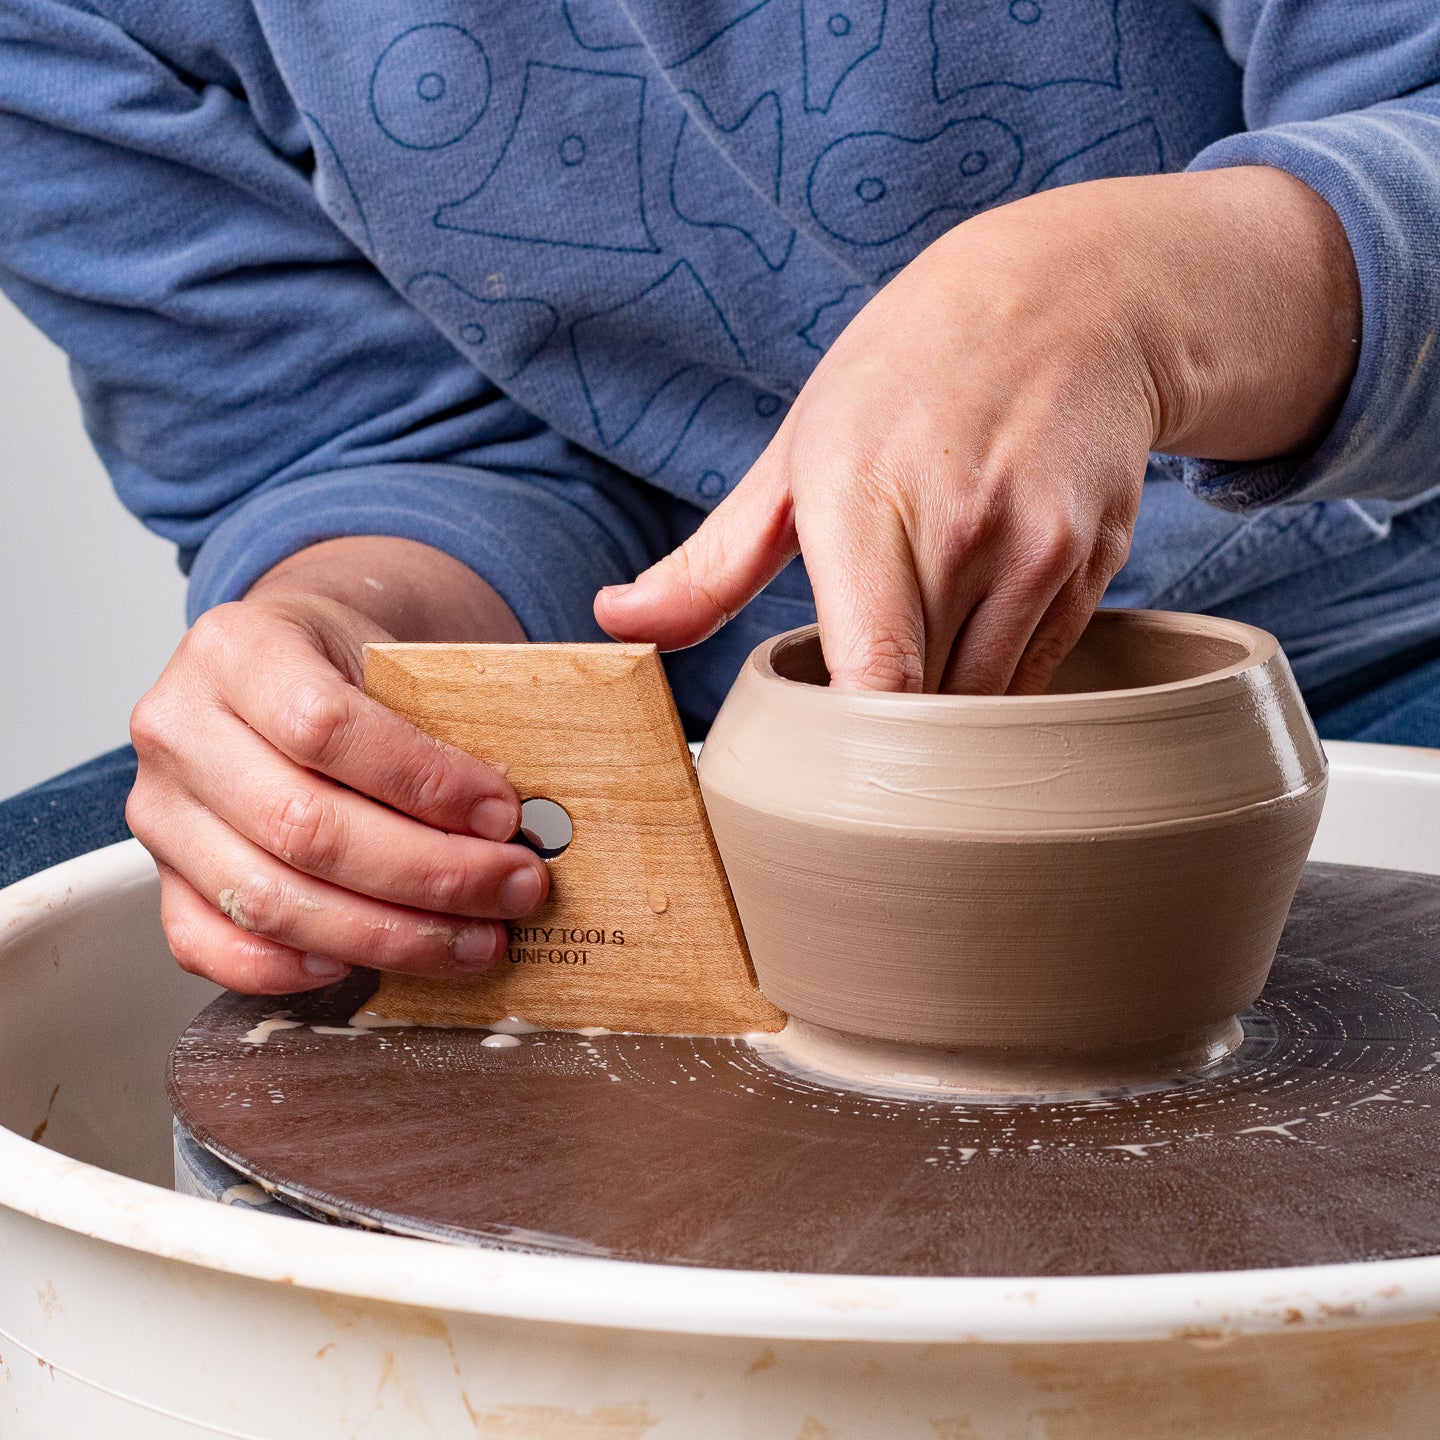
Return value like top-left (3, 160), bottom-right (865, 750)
top-left (359, 642), bottom-right (784, 1035)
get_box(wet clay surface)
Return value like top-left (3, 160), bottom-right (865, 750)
top-left (698, 617), bottom-right (1327, 1053)
top-left (169, 864), bottom-right (1440, 1277)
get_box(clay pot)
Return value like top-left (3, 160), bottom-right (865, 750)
top-left (698, 611), bottom-right (1327, 1088)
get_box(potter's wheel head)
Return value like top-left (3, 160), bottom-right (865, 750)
top-left (170, 863), bottom-right (1440, 1278)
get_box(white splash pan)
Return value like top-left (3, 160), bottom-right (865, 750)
top-left (4, 739), bottom-right (1440, 1438)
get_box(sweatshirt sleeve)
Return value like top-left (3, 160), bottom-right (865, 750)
top-left (1161, 1), bottom-right (1440, 510)
top-left (0, 0), bottom-right (665, 637)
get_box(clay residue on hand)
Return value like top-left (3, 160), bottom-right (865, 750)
top-left (217, 887), bottom-right (251, 930)
top-left (219, 886), bottom-right (320, 930)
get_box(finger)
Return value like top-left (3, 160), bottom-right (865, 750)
top-left (595, 454), bottom-right (796, 649)
top-left (136, 796), bottom-right (511, 978)
top-left (174, 710), bottom-right (547, 919)
top-left (194, 615), bottom-right (522, 839)
top-left (794, 483), bottom-right (928, 691)
top-left (1004, 561), bottom-right (1113, 697)
top-left (157, 863), bottom-right (345, 995)
top-left (939, 562), bottom-right (1074, 695)
top-left (914, 533), bottom-right (995, 695)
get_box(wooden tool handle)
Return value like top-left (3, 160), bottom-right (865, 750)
top-left (360, 642), bottom-right (785, 1035)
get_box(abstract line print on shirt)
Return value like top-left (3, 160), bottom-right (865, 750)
top-left (807, 117), bottom-right (1023, 246)
top-left (434, 62), bottom-right (659, 253)
top-left (561, 0), bottom-right (644, 53)
top-left (405, 272), bottom-right (560, 382)
top-left (650, 382), bottom-right (790, 504)
top-left (304, 111), bottom-right (376, 258)
top-left (798, 282), bottom-right (872, 351)
top-left (670, 92), bottom-right (797, 272)
top-left (632, 0), bottom-right (779, 68)
top-left (645, 0), bottom-right (884, 141)
top-left (801, 0), bottom-right (887, 113)
top-left (1030, 117), bottom-right (1164, 191)
top-left (369, 23), bottom-right (493, 150)
top-left (929, 0), bottom-right (1122, 104)
top-left (569, 260), bottom-right (749, 464)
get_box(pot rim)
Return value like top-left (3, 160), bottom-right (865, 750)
top-left (753, 610), bottom-right (1278, 706)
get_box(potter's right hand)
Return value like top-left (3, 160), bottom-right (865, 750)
top-left (126, 539), bottom-right (547, 994)
top-left (596, 168), bottom-right (1359, 694)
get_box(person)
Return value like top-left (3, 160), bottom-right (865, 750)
top-left (1, 1), bottom-right (1438, 996)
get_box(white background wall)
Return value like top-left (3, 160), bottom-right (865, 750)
top-left (0, 292), bottom-right (188, 800)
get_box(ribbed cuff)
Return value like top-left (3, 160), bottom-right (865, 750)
top-left (1165, 106), bottom-right (1440, 510)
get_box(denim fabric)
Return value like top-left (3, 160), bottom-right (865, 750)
top-left (1108, 476), bottom-right (1440, 696)
top-left (1310, 643), bottom-right (1440, 746)
top-left (0, 748), bottom-right (137, 889)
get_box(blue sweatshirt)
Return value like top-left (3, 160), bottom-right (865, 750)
top-left (2, 1), bottom-right (1439, 726)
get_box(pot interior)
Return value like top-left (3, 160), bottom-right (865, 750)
top-left (769, 613), bottom-right (1253, 696)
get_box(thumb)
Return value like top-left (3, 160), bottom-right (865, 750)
top-left (595, 458), bottom-right (796, 650)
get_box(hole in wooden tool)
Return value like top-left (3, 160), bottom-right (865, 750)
top-left (518, 798), bottom-right (573, 859)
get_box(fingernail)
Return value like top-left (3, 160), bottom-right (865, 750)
top-left (601, 582), bottom-right (635, 600)
top-left (452, 924), bottom-right (502, 971)
top-left (470, 796), bottom-right (518, 841)
top-left (500, 866), bottom-right (543, 916)
top-left (302, 954), bottom-right (349, 980)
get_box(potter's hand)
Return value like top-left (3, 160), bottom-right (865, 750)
top-left (596, 167), bottom-right (1359, 693)
top-left (126, 537), bottom-right (547, 994)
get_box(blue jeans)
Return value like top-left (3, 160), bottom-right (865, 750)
top-left (2, 647), bottom-right (1438, 890)
top-left (1106, 477), bottom-right (1440, 700)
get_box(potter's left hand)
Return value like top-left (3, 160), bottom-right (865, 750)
top-left (596, 167), bottom-right (1359, 693)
